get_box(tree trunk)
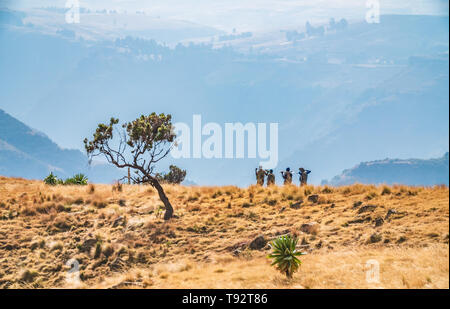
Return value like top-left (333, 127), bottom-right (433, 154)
top-left (150, 177), bottom-right (174, 220)
top-left (286, 270), bottom-right (292, 279)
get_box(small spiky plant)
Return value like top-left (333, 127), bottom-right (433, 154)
top-left (268, 235), bottom-right (305, 278)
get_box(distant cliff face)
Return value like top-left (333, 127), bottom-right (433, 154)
top-left (324, 153), bottom-right (449, 186)
top-left (0, 109), bottom-right (122, 182)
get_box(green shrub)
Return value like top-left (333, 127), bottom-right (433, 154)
top-left (64, 174), bottom-right (88, 185)
top-left (267, 235), bottom-right (305, 278)
top-left (44, 173), bottom-right (88, 186)
top-left (43, 172), bottom-right (59, 185)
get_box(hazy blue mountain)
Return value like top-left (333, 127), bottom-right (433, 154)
top-left (323, 153), bottom-right (449, 186)
top-left (278, 52), bottom-right (449, 184)
top-left (0, 12), bottom-right (448, 186)
top-left (0, 109), bottom-right (123, 182)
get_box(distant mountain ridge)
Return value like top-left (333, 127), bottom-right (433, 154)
top-left (0, 109), bottom-right (123, 182)
top-left (0, 13), bottom-right (448, 186)
top-left (323, 153), bottom-right (449, 186)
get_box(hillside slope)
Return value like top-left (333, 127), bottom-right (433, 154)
top-left (0, 177), bottom-right (448, 288)
top-left (0, 109), bottom-right (123, 182)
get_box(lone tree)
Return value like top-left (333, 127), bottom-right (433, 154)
top-left (84, 113), bottom-right (176, 220)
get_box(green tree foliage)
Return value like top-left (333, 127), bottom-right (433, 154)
top-left (267, 235), bottom-right (305, 278)
top-left (156, 165), bottom-right (187, 184)
top-left (84, 113), bottom-right (176, 220)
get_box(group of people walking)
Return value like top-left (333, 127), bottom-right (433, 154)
top-left (255, 166), bottom-right (311, 186)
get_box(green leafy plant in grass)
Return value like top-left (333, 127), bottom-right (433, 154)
top-left (64, 174), bottom-right (88, 185)
top-left (267, 235), bottom-right (305, 279)
top-left (44, 172), bottom-right (59, 185)
top-left (44, 173), bottom-right (88, 185)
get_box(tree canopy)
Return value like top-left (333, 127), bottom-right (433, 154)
top-left (84, 113), bottom-right (176, 220)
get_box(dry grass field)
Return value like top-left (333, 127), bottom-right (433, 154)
top-left (0, 176), bottom-right (448, 289)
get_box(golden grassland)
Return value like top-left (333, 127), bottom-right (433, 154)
top-left (0, 176), bottom-right (448, 289)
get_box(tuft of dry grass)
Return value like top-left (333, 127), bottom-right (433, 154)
top-left (0, 176), bottom-right (448, 289)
